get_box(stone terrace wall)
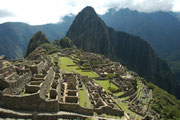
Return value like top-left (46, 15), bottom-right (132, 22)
top-left (25, 61), bottom-right (45, 74)
top-left (0, 65), bottom-right (15, 74)
top-left (0, 78), bottom-right (9, 90)
top-left (2, 71), bottom-right (32, 95)
top-left (95, 106), bottom-right (124, 116)
top-left (37, 61), bottom-right (46, 74)
top-left (118, 88), bottom-right (135, 98)
top-left (40, 67), bottom-right (54, 99)
top-left (0, 92), bottom-right (59, 112)
top-left (59, 102), bottom-right (93, 116)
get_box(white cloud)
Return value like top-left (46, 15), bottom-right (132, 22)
top-left (0, 9), bottom-right (13, 18)
top-left (0, 0), bottom-right (179, 25)
top-left (173, 0), bottom-right (180, 12)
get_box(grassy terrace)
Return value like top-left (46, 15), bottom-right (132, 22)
top-left (94, 79), bottom-right (124, 97)
top-left (58, 57), bottom-right (98, 78)
top-left (79, 85), bottom-right (92, 108)
top-left (95, 79), bottom-right (118, 93)
top-left (115, 99), bottom-right (143, 120)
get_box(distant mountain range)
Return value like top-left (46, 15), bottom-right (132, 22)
top-left (0, 16), bottom-right (73, 59)
top-left (0, 7), bottom-right (180, 98)
top-left (102, 9), bottom-right (180, 57)
top-left (100, 8), bottom-right (180, 90)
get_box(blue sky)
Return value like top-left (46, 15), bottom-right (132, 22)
top-left (0, 0), bottom-right (180, 25)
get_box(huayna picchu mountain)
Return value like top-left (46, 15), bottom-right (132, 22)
top-left (25, 31), bottom-right (50, 57)
top-left (66, 6), bottom-right (177, 95)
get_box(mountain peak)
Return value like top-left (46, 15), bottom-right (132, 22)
top-left (78, 6), bottom-right (98, 18)
top-left (66, 7), bottom-right (176, 96)
top-left (25, 31), bottom-right (50, 57)
top-left (81, 6), bottom-right (96, 13)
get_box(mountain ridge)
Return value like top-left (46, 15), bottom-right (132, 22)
top-left (66, 6), bottom-right (177, 96)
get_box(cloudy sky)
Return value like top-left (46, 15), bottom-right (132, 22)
top-left (0, 0), bottom-right (180, 25)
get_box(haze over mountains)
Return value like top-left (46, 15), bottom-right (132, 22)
top-left (0, 7), bottom-right (180, 98)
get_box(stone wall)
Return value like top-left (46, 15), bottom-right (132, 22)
top-left (0, 78), bottom-right (9, 91)
top-left (16, 67), bottom-right (30, 75)
top-left (118, 88), bottom-right (135, 98)
top-left (65, 96), bottom-right (78, 103)
top-left (95, 106), bottom-right (124, 116)
top-left (37, 61), bottom-right (46, 74)
top-left (59, 102), bottom-right (93, 116)
top-left (25, 85), bottom-right (40, 93)
top-left (25, 61), bottom-right (45, 74)
top-left (0, 92), bottom-right (59, 112)
top-left (0, 65), bottom-right (15, 74)
top-left (67, 90), bottom-right (77, 96)
top-left (2, 71), bottom-right (32, 95)
top-left (111, 79), bottom-right (120, 87)
top-left (40, 68), bottom-right (54, 99)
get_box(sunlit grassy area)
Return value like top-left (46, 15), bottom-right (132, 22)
top-left (114, 99), bottom-right (143, 120)
top-left (58, 57), bottom-right (98, 78)
top-left (95, 79), bottom-right (120, 94)
top-left (101, 113), bottom-right (122, 119)
top-left (119, 96), bottom-right (130, 101)
top-left (2, 61), bottom-right (10, 68)
top-left (113, 91), bottom-right (124, 97)
top-left (79, 85), bottom-right (92, 108)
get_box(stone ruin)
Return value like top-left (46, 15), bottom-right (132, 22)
top-left (0, 55), bottom-right (125, 119)
top-left (85, 79), bottom-right (124, 116)
top-left (0, 55), bottom-right (6, 61)
top-left (60, 73), bottom-right (79, 104)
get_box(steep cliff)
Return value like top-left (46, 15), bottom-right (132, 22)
top-left (66, 6), bottom-right (176, 95)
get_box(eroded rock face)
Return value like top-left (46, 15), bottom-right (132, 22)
top-left (25, 31), bottom-right (50, 58)
top-left (66, 6), bottom-right (176, 95)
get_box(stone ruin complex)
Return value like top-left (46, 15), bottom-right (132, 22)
top-left (0, 49), bottom-right (126, 120)
top-left (0, 49), bottom-right (157, 120)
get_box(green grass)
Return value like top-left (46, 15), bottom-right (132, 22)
top-left (113, 91), bottom-right (124, 97)
top-left (57, 57), bottom-right (98, 78)
top-left (95, 79), bottom-right (120, 94)
top-left (2, 61), bottom-right (10, 68)
top-left (79, 85), bottom-right (92, 108)
top-left (115, 99), bottom-right (143, 120)
top-left (85, 117), bottom-right (94, 120)
top-left (70, 54), bottom-right (80, 61)
top-left (147, 83), bottom-right (180, 120)
top-left (19, 89), bottom-right (25, 95)
top-left (102, 114), bottom-right (122, 119)
top-left (119, 96), bottom-right (130, 101)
